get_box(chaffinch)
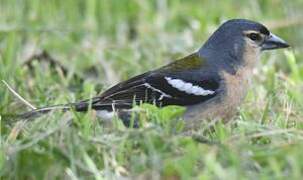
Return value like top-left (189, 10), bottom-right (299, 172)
top-left (21, 19), bottom-right (289, 129)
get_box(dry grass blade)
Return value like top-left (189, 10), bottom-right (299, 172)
top-left (7, 120), bottom-right (28, 142)
top-left (2, 80), bottom-right (36, 110)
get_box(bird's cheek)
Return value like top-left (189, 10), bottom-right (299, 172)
top-left (243, 45), bottom-right (261, 68)
top-left (253, 47), bottom-right (262, 60)
top-left (249, 41), bottom-right (260, 49)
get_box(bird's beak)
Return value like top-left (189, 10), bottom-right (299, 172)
top-left (261, 33), bottom-right (289, 51)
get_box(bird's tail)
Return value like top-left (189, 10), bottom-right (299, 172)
top-left (17, 104), bottom-right (73, 119)
top-left (15, 98), bottom-right (96, 120)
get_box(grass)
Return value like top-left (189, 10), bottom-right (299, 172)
top-left (0, 0), bottom-right (303, 179)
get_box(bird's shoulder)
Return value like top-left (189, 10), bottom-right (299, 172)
top-left (159, 52), bottom-right (207, 72)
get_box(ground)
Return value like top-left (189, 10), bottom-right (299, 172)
top-left (0, 0), bottom-right (303, 179)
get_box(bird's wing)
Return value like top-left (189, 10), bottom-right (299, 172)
top-left (75, 53), bottom-right (221, 111)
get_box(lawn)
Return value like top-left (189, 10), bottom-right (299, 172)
top-left (1, 0), bottom-right (303, 179)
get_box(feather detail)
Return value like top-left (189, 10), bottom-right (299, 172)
top-left (17, 104), bottom-right (72, 119)
top-left (165, 77), bottom-right (215, 96)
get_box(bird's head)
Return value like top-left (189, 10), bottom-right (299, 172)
top-left (200, 19), bottom-right (289, 67)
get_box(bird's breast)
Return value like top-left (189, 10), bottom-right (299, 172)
top-left (182, 66), bottom-right (253, 129)
top-left (220, 67), bottom-right (252, 112)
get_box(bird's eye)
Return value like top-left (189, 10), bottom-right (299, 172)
top-left (248, 33), bottom-right (261, 41)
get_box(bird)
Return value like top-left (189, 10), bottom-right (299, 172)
top-left (19, 19), bottom-right (289, 129)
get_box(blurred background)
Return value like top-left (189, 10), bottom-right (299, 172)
top-left (0, 0), bottom-right (302, 89)
top-left (0, 0), bottom-right (303, 179)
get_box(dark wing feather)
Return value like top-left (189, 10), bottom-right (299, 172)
top-left (74, 72), bottom-right (220, 111)
top-left (146, 72), bottom-right (220, 106)
top-left (75, 72), bottom-right (152, 111)
top-left (75, 53), bottom-right (220, 111)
